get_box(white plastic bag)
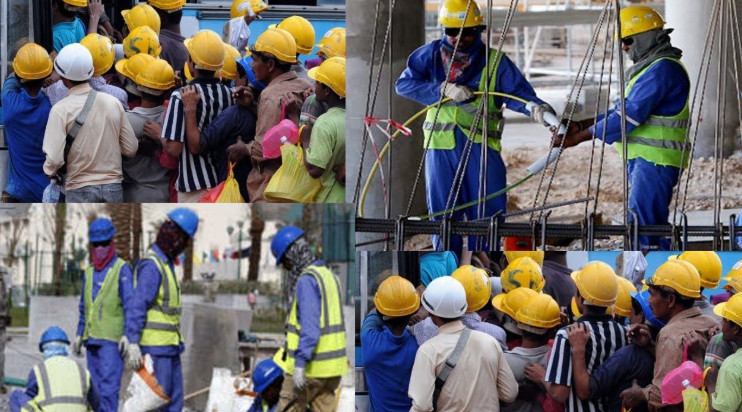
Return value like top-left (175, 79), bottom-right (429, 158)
top-left (42, 181), bottom-right (63, 203)
top-left (122, 355), bottom-right (170, 412)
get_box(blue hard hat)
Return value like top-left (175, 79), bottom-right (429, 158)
top-left (252, 358), bottom-right (284, 394)
top-left (167, 207), bottom-right (199, 238)
top-left (89, 218), bottom-right (116, 243)
top-left (630, 289), bottom-right (667, 329)
top-left (39, 326), bottom-right (70, 352)
top-left (237, 56), bottom-right (267, 92)
top-left (271, 226), bottom-right (304, 265)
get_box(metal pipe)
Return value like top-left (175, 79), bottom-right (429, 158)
top-left (682, 212), bottom-right (689, 250)
top-left (360, 252), bottom-right (368, 322)
top-left (540, 211), bottom-right (552, 251)
top-left (441, 218), bottom-right (452, 251)
top-left (395, 216), bottom-right (407, 252)
top-left (630, 210), bottom-right (639, 251)
top-left (731, 214), bottom-right (737, 251)
top-left (488, 210), bottom-right (503, 252)
top-left (587, 212), bottom-right (596, 251)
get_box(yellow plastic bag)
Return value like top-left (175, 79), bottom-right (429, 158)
top-left (682, 388), bottom-right (709, 412)
top-left (200, 162), bottom-right (245, 203)
top-left (264, 143), bottom-right (321, 203)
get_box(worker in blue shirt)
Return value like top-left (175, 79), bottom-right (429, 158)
top-left (555, 6), bottom-right (689, 251)
top-left (1, 43), bottom-right (53, 203)
top-left (70, 218), bottom-right (134, 412)
top-left (125, 208), bottom-right (199, 412)
top-left (396, 0), bottom-right (556, 253)
top-left (247, 358), bottom-right (284, 412)
top-left (52, 0), bottom-right (105, 53)
top-left (362, 275), bottom-right (420, 412)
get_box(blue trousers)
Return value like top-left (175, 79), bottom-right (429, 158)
top-left (426, 130), bottom-right (507, 253)
top-left (86, 343), bottom-right (124, 412)
top-left (146, 353), bottom-right (183, 412)
top-left (627, 158), bottom-right (680, 250)
top-left (9, 389), bottom-right (32, 412)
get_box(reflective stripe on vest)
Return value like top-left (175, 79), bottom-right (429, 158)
top-left (32, 357), bottom-right (89, 412)
top-left (422, 51), bottom-right (504, 151)
top-left (137, 249), bottom-right (182, 347)
top-left (283, 265), bottom-right (347, 378)
top-left (83, 258), bottom-right (126, 342)
top-left (614, 57), bottom-right (691, 168)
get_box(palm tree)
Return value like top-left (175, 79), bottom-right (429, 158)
top-left (51, 204), bottom-right (66, 296)
top-left (107, 204), bottom-right (132, 262)
top-left (248, 207), bottom-right (264, 282)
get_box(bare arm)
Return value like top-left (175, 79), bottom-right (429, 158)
top-left (568, 323), bottom-right (592, 400)
top-left (180, 86), bottom-right (203, 156)
top-left (87, 0), bottom-right (104, 34)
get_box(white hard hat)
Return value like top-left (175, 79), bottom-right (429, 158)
top-left (422, 276), bottom-right (468, 318)
top-left (490, 276), bottom-right (502, 297)
top-left (54, 43), bottom-right (94, 81)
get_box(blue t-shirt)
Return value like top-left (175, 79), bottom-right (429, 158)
top-left (589, 343), bottom-right (654, 412)
top-left (1, 76), bottom-right (52, 201)
top-left (53, 17), bottom-right (86, 52)
top-left (360, 312), bottom-right (418, 412)
top-left (419, 252), bottom-right (459, 286)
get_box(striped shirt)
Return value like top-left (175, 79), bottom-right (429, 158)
top-left (544, 314), bottom-right (627, 412)
top-left (162, 78), bottom-right (232, 193)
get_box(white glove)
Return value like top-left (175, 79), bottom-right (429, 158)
top-left (70, 336), bottom-right (83, 357)
top-left (292, 366), bottom-right (307, 390)
top-left (118, 335), bottom-right (130, 355)
top-left (529, 102), bottom-right (557, 127)
top-left (126, 343), bottom-right (143, 371)
top-left (441, 83), bottom-right (474, 103)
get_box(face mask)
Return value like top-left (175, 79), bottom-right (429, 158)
top-left (92, 244), bottom-right (115, 271)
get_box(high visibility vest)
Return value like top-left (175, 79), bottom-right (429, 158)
top-left (614, 57), bottom-right (691, 168)
top-left (422, 51), bottom-right (504, 151)
top-left (21, 357), bottom-right (90, 412)
top-left (275, 265), bottom-right (347, 378)
top-left (136, 249), bottom-right (183, 347)
top-left (82, 258), bottom-right (127, 342)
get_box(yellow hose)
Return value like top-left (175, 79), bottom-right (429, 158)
top-left (358, 91), bottom-right (531, 218)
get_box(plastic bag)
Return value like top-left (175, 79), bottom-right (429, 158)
top-left (42, 180), bottom-right (63, 203)
top-left (262, 103), bottom-right (300, 159)
top-left (122, 355), bottom-right (170, 412)
top-left (264, 143), bottom-right (321, 203)
top-left (200, 163), bottom-right (245, 203)
top-left (682, 388), bottom-right (709, 412)
top-left (662, 360), bottom-right (704, 404)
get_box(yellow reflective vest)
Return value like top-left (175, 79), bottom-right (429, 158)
top-left (21, 356), bottom-right (90, 412)
top-left (136, 248), bottom-right (183, 347)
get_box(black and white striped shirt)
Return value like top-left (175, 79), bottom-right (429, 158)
top-left (162, 78), bottom-right (232, 193)
top-left (544, 314), bottom-right (627, 412)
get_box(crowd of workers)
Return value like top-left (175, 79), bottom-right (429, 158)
top-left (2, 0), bottom-right (346, 204)
top-left (361, 251), bottom-right (742, 412)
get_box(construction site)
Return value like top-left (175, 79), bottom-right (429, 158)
top-left (0, 203), bottom-right (354, 411)
top-left (348, 0), bottom-right (742, 251)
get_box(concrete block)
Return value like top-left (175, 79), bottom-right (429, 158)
top-left (28, 296), bottom-right (79, 345)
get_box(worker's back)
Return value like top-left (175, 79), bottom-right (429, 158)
top-left (30, 356), bottom-right (90, 412)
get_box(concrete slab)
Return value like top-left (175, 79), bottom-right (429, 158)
top-left (28, 296), bottom-right (78, 347)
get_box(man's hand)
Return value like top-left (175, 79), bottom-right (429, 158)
top-left (70, 335), bottom-right (83, 357)
top-left (441, 83), bottom-right (474, 103)
top-left (118, 335), bottom-right (130, 355)
top-left (180, 86), bottom-right (201, 112)
top-left (553, 130), bottom-right (592, 148)
top-left (143, 121), bottom-right (163, 141)
top-left (293, 367), bottom-right (307, 389)
top-left (705, 364), bottom-right (719, 394)
top-left (333, 164), bottom-right (346, 187)
top-left (233, 85), bottom-right (254, 107)
top-left (567, 322), bottom-right (590, 349)
top-left (227, 141), bottom-right (250, 163)
top-left (408, 305), bottom-right (429, 326)
top-left (44, 71), bottom-right (60, 88)
top-left (559, 306), bottom-right (569, 327)
top-left (627, 323), bottom-right (652, 347)
top-left (524, 362), bottom-right (546, 386)
top-left (685, 332), bottom-right (707, 367)
top-left (529, 102), bottom-right (557, 127)
top-left (620, 380), bottom-right (646, 408)
top-left (126, 343), bottom-right (143, 371)
top-left (174, 71), bottom-right (184, 89)
top-left (88, 0), bottom-right (105, 21)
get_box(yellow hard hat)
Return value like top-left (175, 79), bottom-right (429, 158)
top-left (504, 251), bottom-right (544, 267)
top-left (724, 260), bottom-right (742, 294)
top-left (491, 287), bottom-right (538, 319)
top-left (62, 0), bottom-right (87, 7)
top-left (277, 16), bottom-right (316, 55)
top-left (308, 56), bottom-right (346, 98)
top-left (571, 262), bottom-right (619, 307)
top-left (115, 53), bottom-right (156, 81)
top-left (315, 27), bottom-right (345, 59)
top-left (647, 259), bottom-right (701, 299)
top-left (147, 0), bottom-right (185, 12)
top-left (614, 276), bottom-right (638, 318)
top-left (80, 34), bottom-right (115, 77)
top-left (713, 293), bottom-right (742, 326)
top-left (122, 4), bottom-right (161, 35)
top-left (439, 0), bottom-right (484, 29)
top-left (230, 0), bottom-right (268, 18)
top-left (123, 26), bottom-right (161, 59)
top-left (374, 275), bottom-right (420, 317)
top-left (246, 28), bottom-right (298, 64)
top-left (185, 30), bottom-right (225, 71)
top-left (619, 6), bottom-right (665, 39)
top-left (451, 265), bottom-right (491, 313)
top-left (218, 43), bottom-right (241, 81)
top-left (12, 43), bottom-right (53, 80)
top-left (673, 252), bottom-right (723, 289)
top-left (135, 59), bottom-right (175, 93)
top-left (501, 257), bottom-right (545, 293)
top-left (571, 296), bottom-right (612, 318)
top-left (515, 293), bottom-right (561, 331)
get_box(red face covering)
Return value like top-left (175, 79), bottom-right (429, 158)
top-left (92, 241), bottom-right (116, 271)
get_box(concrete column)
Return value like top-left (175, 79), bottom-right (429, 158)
top-left (665, 0), bottom-right (741, 157)
top-left (346, 0), bottom-right (426, 249)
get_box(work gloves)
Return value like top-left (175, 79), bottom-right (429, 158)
top-left (70, 335), bottom-right (83, 357)
top-left (293, 366), bottom-right (307, 390)
top-left (529, 102), bottom-right (558, 127)
top-left (126, 343), bottom-right (143, 371)
top-left (118, 335), bottom-right (130, 355)
top-left (441, 83), bottom-right (474, 103)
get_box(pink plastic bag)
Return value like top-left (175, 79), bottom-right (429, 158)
top-left (262, 103), bottom-right (299, 159)
top-left (661, 360), bottom-right (703, 405)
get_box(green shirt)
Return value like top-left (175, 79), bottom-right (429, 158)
top-left (713, 348), bottom-right (742, 412)
top-left (305, 107), bottom-right (345, 203)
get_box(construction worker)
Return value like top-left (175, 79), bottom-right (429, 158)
top-left (703, 262), bottom-right (742, 369)
top-left (362, 275), bottom-right (420, 411)
top-left (408, 276), bottom-right (517, 411)
top-left (304, 27), bottom-right (345, 70)
top-left (501, 256), bottom-right (545, 293)
top-left (218, 43), bottom-right (242, 87)
top-left (556, 6), bottom-right (689, 251)
top-left (121, 3), bottom-right (161, 37)
top-left (126, 207), bottom-right (199, 412)
top-left (542, 252), bottom-right (578, 310)
top-left (224, 0), bottom-right (269, 54)
top-left (492, 287), bottom-right (539, 349)
top-left (614, 276), bottom-right (638, 324)
top-left (43, 43), bottom-right (138, 203)
top-left (116, 52), bottom-right (157, 109)
top-left (419, 251), bottom-right (459, 287)
top-left (148, 0), bottom-right (188, 75)
top-left (122, 59), bottom-right (176, 202)
top-left (52, 0), bottom-right (101, 53)
top-left (9, 326), bottom-right (99, 412)
top-left (675, 251), bottom-right (723, 321)
top-left (247, 358), bottom-right (284, 412)
top-left (395, 0), bottom-right (557, 253)
top-left (620, 259), bottom-right (718, 412)
top-left (2, 43), bottom-right (53, 203)
top-left (270, 226), bottom-right (347, 412)
top-left (541, 261), bottom-right (627, 411)
top-left (277, 15), bottom-right (315, 81)
top-left (123, 26), bottom-right (162, 59)
top-left (302, 56), bottom-right (346, 201)
top-left (704, 294), bottom-right (742, 412)
top-left (70, 218), bottom-right (134, 412)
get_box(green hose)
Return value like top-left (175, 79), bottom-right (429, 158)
top-left (5, 376), bottom-right (27, 387)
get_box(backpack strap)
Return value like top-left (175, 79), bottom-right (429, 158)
top-left (55, 89), bottom-right (98, 183)
top-left (432, 327), bottom-right (471, 411)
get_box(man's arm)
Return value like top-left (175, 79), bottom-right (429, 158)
top-left (497, 53), bottom-right (546, 115)
top-left (408, 349), bottom-right (436, 412)
top-left (42, 109), bottom-right (67, 176)
top-left (294, 275), bottom-right (321, 369)
top-left (180, 86), bottom-right (203, 156)
top-left (543, 331), bottom-right (573, 403)
top-left (161, 92), bottom-right (186, 157)
top-left (567, 323), bottom-right (592, 400)
top-left (125, 260), bottom-right (161, 344)
top-left (76, 274), bottom-right (86, 338)
top-left (87, 0), bottom-right (104, 34)
top-left (304, 116), bottom-right (333, 179)
top-left (497, 344), bottom-right (519, 403)
top-left (118, 105), bottom-right (139, 157)
top-left (118, 263), bottom-right (135, 336)
top-left (395, 43), bottom-right (443, 106)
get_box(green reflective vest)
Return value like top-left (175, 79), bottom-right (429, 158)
top-left (276, 265), bottom-right (347, 378)
top-left (21, 357), bottom-right (90, 412)
top-left (422, 51), bottom-right (504, 151)
top-left (615, 57), bottom-right (691, 168)
top-left (136, 249), bottom-right (182, 347)
top-left (82, 258), bottom-right (127, 342)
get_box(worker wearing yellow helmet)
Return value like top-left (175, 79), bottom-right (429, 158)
top-left (217, 43), bottom-right (242, 86)
top-left (701, 260), bottom-right (742, 370)
top-left (704, 294), bottom-right (742, 412)
top-left (672, 251), bottom-right (723, 321)
top-left (224, 0), bottom-right (269, 54)
top-left (276, 16), bottom-right (315, 81)
top-left (492, 287), bottom-right (538, 345)
top-left (121, 3), bottom-right (161, 37)
top-left (501, 257), bottom-right (545, 293)
top-left (79, 34), bottom-right (128, 108)
top-left (148, 0), bottom-right (189, 75)
top-left (396, 0), bottom-right (558, 253)
top-left (52, 0), bottom-right (100, 53)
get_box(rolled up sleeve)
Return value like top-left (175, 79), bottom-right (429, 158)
top-left (42, 108), bottom-right (67, 176)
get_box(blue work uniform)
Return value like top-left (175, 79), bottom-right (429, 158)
top-left (246, 396), bottom-right (277, 412)
top-left (76, 254), bottom-right (133, 412)
top-left (396, 35), bottom-right (545, 252)
top-left (590, 59), bottom-right (690, 250)
top-left (292, 260), bottom-right (327, 369)
top-left (9, 358), bottom-right (100, 412)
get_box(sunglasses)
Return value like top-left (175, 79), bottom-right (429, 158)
top-left (91, 241), bottom-right (111, 248)
top-left (621, 37), bottom-right (634, 46)
top-left (444, 27), bottom-right (480, 38)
